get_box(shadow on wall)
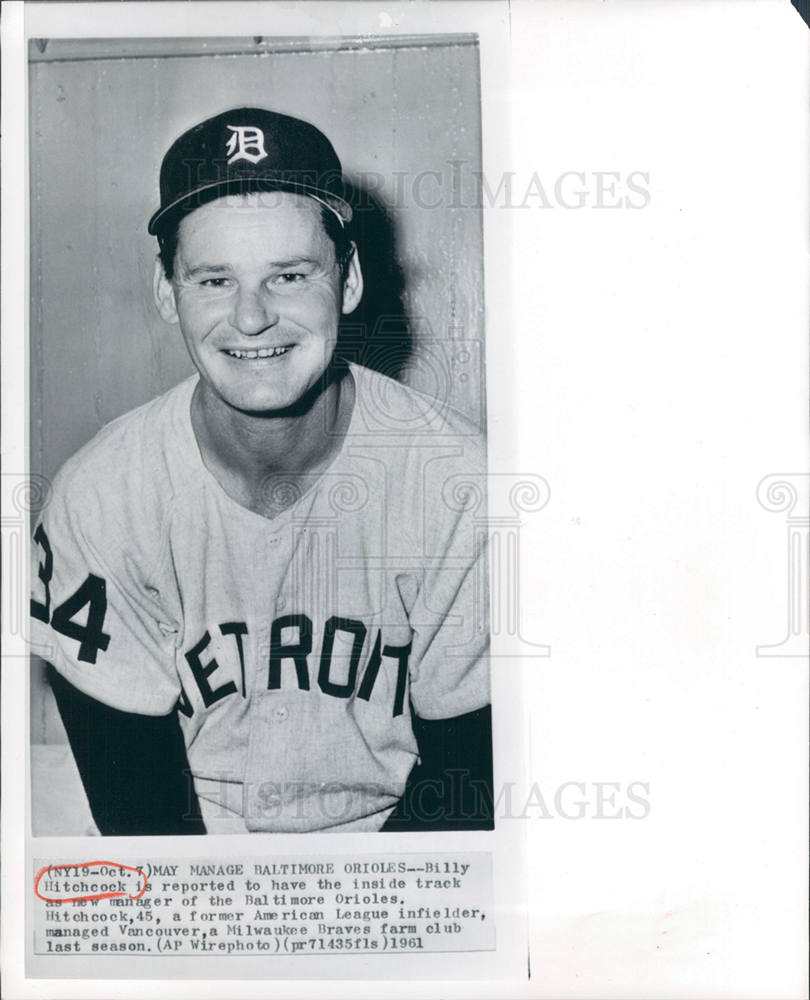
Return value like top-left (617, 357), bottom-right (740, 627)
top-left (336, 179), bottom-right (413, 381)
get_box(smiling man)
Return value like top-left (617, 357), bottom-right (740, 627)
top-left (31, 108), bottom-right (492, 835)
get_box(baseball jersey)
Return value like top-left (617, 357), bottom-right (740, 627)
top-left (30, 362), bottom-right (489, 833)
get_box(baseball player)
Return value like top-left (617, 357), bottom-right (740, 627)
top-left (31, 108), bottom-right (492, 835)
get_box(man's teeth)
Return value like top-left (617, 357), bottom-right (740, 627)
top-left (226, 346), bottom-right (292, 359)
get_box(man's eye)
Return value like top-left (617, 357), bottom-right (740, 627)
top-left (275, 273), bottom-right (306, 285)
top-left (200, 277), bottom-right (231, 288)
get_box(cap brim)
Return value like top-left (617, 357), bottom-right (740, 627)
top-left (147, 176), bottom-right (352, 235)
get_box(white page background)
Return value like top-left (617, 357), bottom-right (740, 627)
top-left (2, 2), bottom-right (808, 998)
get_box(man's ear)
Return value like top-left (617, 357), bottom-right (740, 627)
top-left (341, 244), bottom-right (363, 316)
top-left (153, 257), bottom-right (178, 324)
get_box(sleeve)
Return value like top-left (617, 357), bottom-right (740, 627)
top-left (30, 471), bottom-right (182, 716)
top-left (381, 707), bottom-right (494, 831)
top-left (407, 450), bottom-right (490, 720)
top-left (48, 665), bottom-right (206, 836)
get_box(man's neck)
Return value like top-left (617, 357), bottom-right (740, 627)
top-left (190, 365), bottom-right (355, 517)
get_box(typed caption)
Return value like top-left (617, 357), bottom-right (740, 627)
top-left (33, 853), bottom-right (494, 957)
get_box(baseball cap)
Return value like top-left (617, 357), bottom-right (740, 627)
top-left (147, 107), bottom-right (352, 236)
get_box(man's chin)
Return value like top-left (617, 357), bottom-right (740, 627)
top-left (228, 392), bottom-right (303, 417)
top-left (222, 379), bottom-right (330, 419)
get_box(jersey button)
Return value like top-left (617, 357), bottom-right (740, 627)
top-left (273, 706), bottom-right (289, 722)
top-left (257, 789), bottom-right (281, 810)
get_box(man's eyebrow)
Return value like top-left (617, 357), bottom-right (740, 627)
top-left (183, 263), bottom-right (232, 277)
top-left (266, 257), bottom-right (320, 268)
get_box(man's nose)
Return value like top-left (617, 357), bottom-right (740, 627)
top-left (232, 287), bottom-right (279, 336)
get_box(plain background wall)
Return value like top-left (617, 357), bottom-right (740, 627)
top-left (29, 35), bottom-right (485, 745)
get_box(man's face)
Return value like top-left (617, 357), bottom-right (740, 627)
top-left (155, 192), bottom-right (362, 415)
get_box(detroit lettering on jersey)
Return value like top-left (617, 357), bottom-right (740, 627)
top-left (30, 363), bottom-right (490, 833)
top-left (178, 614), bottom-right (412, 718)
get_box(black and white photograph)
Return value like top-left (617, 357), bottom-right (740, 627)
top-left (28, 33), bottom-right (493, 837)
top-left (2, 1), bottom-right (808, 997)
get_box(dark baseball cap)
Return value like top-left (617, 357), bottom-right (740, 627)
top-left (147, 107), bottom-right (352, 236)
